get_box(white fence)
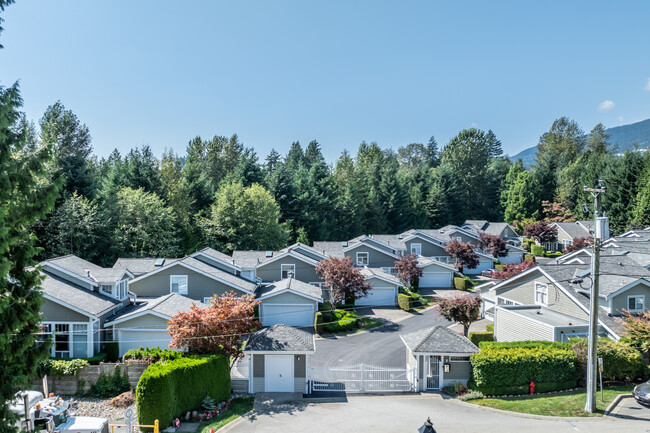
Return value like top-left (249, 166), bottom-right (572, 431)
top-left (309, 363), bottom-right (415, 393)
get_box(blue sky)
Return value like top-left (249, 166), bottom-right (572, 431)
top-left (2, 1), bottom-right (650, 162)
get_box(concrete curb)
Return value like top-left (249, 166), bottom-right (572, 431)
top-left (214, 410), bottom-right (254, 433)
top-left (604, 393), bottom-right (633, 416)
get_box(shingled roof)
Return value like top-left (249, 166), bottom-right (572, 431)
top-left (256, 278), bottom-right (323, 301)
top-left (41, 271), bottom-right (120, 317)
top-left (245, 325), bottom-right (315, 352)
top-left (400, 326), bottom-right (478, 354)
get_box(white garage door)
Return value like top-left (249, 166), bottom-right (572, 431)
top-left (500, 252), bottom-right (523, 264)
top-left (262, 304), bottom-right (314, 327)
top-left (419, 270), bottom-right (452, 288)
top-left (464, 258), bottom-right (494, 275)
top-left (265, 355), bottom-right (294, 392)
top-left (356, 287), bottom-right (396, 306)
top-left (117, 330), bottom-right (174, 357)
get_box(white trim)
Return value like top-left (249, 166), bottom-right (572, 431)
top-left (258, 251), bottom-right (319, 268)
top-left (130, 261), bottom-right (256, 294)
top-left (286, 244), bottom-right (329, 260)
top-left (402, 233), bottom-right (447, 247)
top-left (356, 251), bottom-right (370, 266)
top-left (495, 306), bottom-right (556, 329)
top-left (627, 294), bottom-right (645, 313)
top-left (556, 248), bottom-right (592, 263)
top-left (280, 263), bottom-right (296, 280)
top-left (170, 274), bottom-right (188, 295)
top-left (606, 279), bottom-right (650, 300)
top-left (534, 282), bottom-right (549, 306)
top-left (244, 350), bottom-right (315, 355)
top-left (353, 237), bottom-right (399, 254)
top-left (418, 259), bottom-right (457, 271)
top-left (41, 321), bottom-right (93, 358)
top-left (257, 289), bottom-right (322, 303)
top-left (40, 262), bottom-right (98, 287)
top-left (411, 243), bottom-right (422, 255)
top-left (364, 273), bottom-right (402, 287)
top-left (345, 242), bottom-right (399, 259)
top-left (42, 294), bottom-right (100, 319)
top-left (105, 309), bottom-right (172, 326)
top-left (190, 250), bottom-right (241, 272)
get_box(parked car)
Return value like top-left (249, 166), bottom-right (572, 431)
top-left (634, 380), bottom-right (650, 407)
top-left (481, 269), bottom-right (496, 278)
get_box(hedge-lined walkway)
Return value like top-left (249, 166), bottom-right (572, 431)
top-left (468, 384), bottom-right (636, 417)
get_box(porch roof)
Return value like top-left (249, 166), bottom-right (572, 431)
top-left (400, 326), bottom-right (478, 354)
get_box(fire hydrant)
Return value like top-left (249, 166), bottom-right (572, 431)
top-left (529, 381), bottom-right (536, 395)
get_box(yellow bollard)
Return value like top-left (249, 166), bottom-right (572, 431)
top-left (154, 420), bottom-right (159, 433)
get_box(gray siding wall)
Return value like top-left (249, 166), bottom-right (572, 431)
top-left (611, 284), bottom-right (650, 315)
top-left (343, 246), bottom-right (396, 268)
top-left (497, 272), bottom-right (588, 320)
top-left (449, 232), bottom-right (479, 245)
top-left (41, 299), bottom-right (91, 322)
top-left (294, 378), bottom-right (306, 393)
top-left (253, 355), bottom-right (264, 378)
top-left (113, 314), bottom-right (169, 330)
top-left (130, 266), bottom-right (246, 300)
top-left (444, 360), bottom-right (471, 382)
top-left (405, 239), bottom-right (447, 257)
top-left (253, 378), bottom-right (265, 393)
top-left (294, 355), bottom-right (306, 377)
top-left (495, 308), bottom-right (554, 342)
top-left (256, 256), bottom-right (321, 283)
top-left (502, 226), bottom-right (518, 238)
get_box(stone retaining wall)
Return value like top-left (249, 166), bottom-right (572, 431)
top-left (32, 361), bottom-right (149, 395)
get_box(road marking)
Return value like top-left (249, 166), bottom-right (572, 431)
top-left (565, 420), bottom-right (580, 431)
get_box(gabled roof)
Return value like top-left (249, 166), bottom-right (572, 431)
top-left (463, 220), bottom-right (489, 231)
top-left (359, 267), bottom-right (403, 285)
top-left (191, 247), bottom-right (240, 271)
top-left (113, 258), bottom-right (180, 276)
top-left (231, 250), bottom-right (269, 268)
top-left (576, 220), bottom-right (595, 234)
top-left (256, 250), bottom-right (320, 268)
top-left (413, 226), bottom-right (480, 243)
top-left (416, 256), bottom-right (457, 271)
top-left (483, 222), bottom-right (519, 237)
top-left (41, 271), bottom-right (120, 317)
top-left (550, 222), bottom-right (592, 240)
top-left (343, 239), bottom-right (399, 258)
top-left (362, 234), bottom-right (407, 250)
top-left (45, 255), bottom-right (130, 284)
top-left (400, 326), bottom-right (478, 354)
top-left (245, 324), bottom-right (315, 352)
top-left (281, 243), bottom-right (329, 260)
top-left (105, 293), bottom-right (203, 326)
top-left (256, 278), bottom-right (323, 302)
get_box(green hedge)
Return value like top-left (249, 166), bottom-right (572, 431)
top-left (314, 311), bottom-right (324, 334)
top-left (454, 277), bottom-right (467, 290)
top-left (544, 251), bottom-right (563, 258)
top-left (485, 324), bottom-right (494, 333)
top-left (136, 355), bottom-right (230, 428)
top-left (106, 342), bottom-right (119, 362)
top-left (123, 347), bottom-right (185, 363)
top-left (524, 254), bottom-right (535, 262)
top-left (569, 338), bottom-right (648, 382)
top-left (470, 346), bottom-right (577, 389)
top-left (494, 264), bottom-right (505, 271)
top-left (530, 244), bottom-right (546, 256)
top-left (323, 310), bottom-right (358, 333)
top-left (478, 340), bottom-right (568, 350)
top-left (469, 331), bottom-right (494, 347)
top-left (398, 293), bottom-right (411, 310)
top-left (468, 379), bottom-right (577, 396)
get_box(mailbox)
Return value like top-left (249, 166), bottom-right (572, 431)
top-left (443, 363), bottom-right (450, 373)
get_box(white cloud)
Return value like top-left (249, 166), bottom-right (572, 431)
top-left (644, 78), bottom-right (650, 91)
top-left (471, 122), bottom-right (478, 127)
top-left (618, 116), bottom-right (624, 123)
top-left (598, 100), bottom-right (615, 111)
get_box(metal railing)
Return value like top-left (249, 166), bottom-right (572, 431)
top-left (109, 420), bottom-right (159, 433)
top-left (309, 364), bottom-right (414, 393)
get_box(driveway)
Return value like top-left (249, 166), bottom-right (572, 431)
top-left (310, 305), bottom-right (451, 368)
top-left (610, 395), bottom-right (650, 422)
top-left (226, 394), bottom-right (647, 433)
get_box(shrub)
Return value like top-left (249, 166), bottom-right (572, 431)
top-left (569, 338), bottom-right (648, 383)
top-left (469, 331), bottom-right (494, 347)
top-left (123, 347), bottom-right (185, 363)
top-left (494, 264), bottom-right (505, 271)
top-left (323, 310), bottom-right (358, 333)
top-left (454, 277), bottom-right (467, 290)
top-left (457, 390), bottom-right (484, 401)
top-left (524, 254), bottom-right (535, 262)
top-left (314, 311), bottom-right (324, 334)
top-left (398, 293), bottom-right (411, 310)
top-left (454, 381), bottom-right (468, 395)
top-left (86, 352), bottom-right (108, 365)
top-left (478, 340), bottom-right (568, 350)
top-left (485, 324), bottom-right (494, 333)
top-left (544, 251), bottom-right (563, 258)
top-left (40, 359), bottom-right (90, 378)
top-left (88, 365), bottom-right (130, 398)
top-left (136, 355), bottom-right (230, 428)
top-left (530, 244), bottom-right (546, 257)
top-left (470, 346), bottom-right (577, 390)
top-left (468, 380), bottom-right (577, 396)
top-left (106, 342), bottom-right (119, 362)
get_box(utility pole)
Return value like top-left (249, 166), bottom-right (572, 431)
top-left (584, 182), bottom-right (606, 413)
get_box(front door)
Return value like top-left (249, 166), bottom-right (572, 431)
top-left (426, 356), bottom-right (441, 390)
top-left (265, 355), bottom-right (294, 392)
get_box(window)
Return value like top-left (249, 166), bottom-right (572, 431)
top-left (535, 282), bottom-right (548, 305)
top-left (497, 297), bottom-right (520, 306)
top-left (628, 295), bottom-right (645, 312)
top-left (455, 237), bottom-right (462, 242)
top-left (116, 280), bottom-right (128, 300)
top-left (411, 243), bottom-right (422, 255)
top-left (100, 284), bottom-right (113, 296)
top-left (281, 264), bottom-right (296, 279)
top-left (170, 275), bottom-right (188, 294)
top-left (356, 252), bottom-right (369, 266)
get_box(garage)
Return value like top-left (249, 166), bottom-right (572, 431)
top-left (261, 304), bottom-right (315, 327)
top-left (417, 257), bottom-right (455, 288)
top-left (500, 246), bottom-right (525, 265)
top-left (463, 255), bottom-right (495, 275)
top-left (257, 278), bottom-right (323, 327)
top-left (356, 286), bottom-right (396, 306)
top-left (117, 330), bottom-right (173, 357)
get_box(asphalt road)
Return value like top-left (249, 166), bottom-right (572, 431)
top-left (310, 306), bottom-right (451, 368)
top-left (610, 395), bottom-right (650, 423)
top-left (227, 394), bottom-right (648, 433)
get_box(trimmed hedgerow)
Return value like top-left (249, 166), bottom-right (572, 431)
top-left (530, 244), bottom-right (546, 257)
top-left (524, 254), bottom-right (535, 262)
top-left (123, 347), bottom-right (186, 363)
top-left (454, 277), bottom-right (467, 290)
top-left (470, 346), bottom-right (577, 390)
top-left (398, 293), bottom-right (411, 310)
top-left (570, 338), bottom-right (648, 383)
top-left (469, 331), bottom-right (494, 347)
top-left (136, 355), bottom-right (230, 429)
top-left (314, 311), bottom-right (324, 334)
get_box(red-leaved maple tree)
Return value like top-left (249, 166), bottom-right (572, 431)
top-left (478, 232), bottom-right (509, 258)
top-left (444, 239), bottom-right (480, 271)
top-left (621, 309), bottom-right (650, 354)
top-left (436, 295), bottom-right (482, 336)
top-left (316, 256), bottom-right (372, 309)
top-left (523, 221), bottom-right (558, 244)
top-left (562, 237), bottom-right (593, 254)
top-left (395, 253), bottom-right (423, 288)
top-left (168, 291), bottom-right (260, 367)
top-left (490, 260), bottom-right (536, 280)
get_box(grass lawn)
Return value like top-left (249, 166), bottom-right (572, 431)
top-left (323, 316), bottom-right (385, 336)
top-left (468, 384), bottom-right (635, 417)
top-left (197, 397), bottom-right (254, 432)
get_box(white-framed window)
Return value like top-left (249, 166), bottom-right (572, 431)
top-left (356, 252), bottom-right (369, 266)
top-left (40, 322), bottom-right (90, 358)
top-left (497, 297), bottom-right (521, 306)
top-left (170, 275), bottom-right (188, 294)
top-left (203, 297), bottom-right (213, 305)
top-left (535, 282), bottom-right (548, 306)
top-left (100, 284), bottom-right (113, 296)
top-left (627, 295), bottom-right (645, 312)
top-left (411, 243), bottom-right (422, 255)
top-left (281, 264), bottom-right (296, 279)
top-left (116, 279), bottom-right (128, 300)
